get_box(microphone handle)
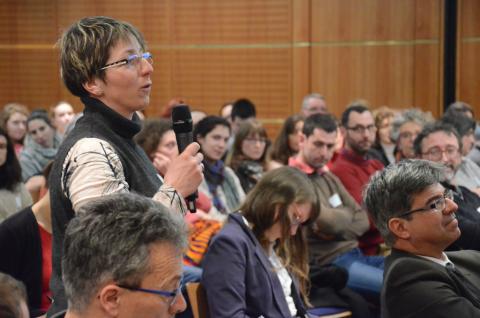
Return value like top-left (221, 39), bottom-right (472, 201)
top-left (176, 132), bottom-right (198, 213)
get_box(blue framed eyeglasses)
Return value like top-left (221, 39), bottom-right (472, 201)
top-left (99, 52), bottom-right (153, 71)
top-left (116, 283), bottom-right (181, 306)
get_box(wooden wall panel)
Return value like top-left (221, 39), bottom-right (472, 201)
top-left (310, 0), bottom-right (442, 119)
top-left (457, 0), bottom-right (480, 118)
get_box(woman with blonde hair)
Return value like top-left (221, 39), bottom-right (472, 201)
top-left (202, 166), bottom-right (319, 317)
top-left (0, 103), bottom-right (30, 156)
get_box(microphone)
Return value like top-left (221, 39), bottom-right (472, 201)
top-left (171, 104), bottom-right (198, 213)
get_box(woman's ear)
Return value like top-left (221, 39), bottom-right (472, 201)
top-left (82, 78), bottom-right (104, 97)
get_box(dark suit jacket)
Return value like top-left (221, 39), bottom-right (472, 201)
top-left (201, 212), bottom-right (310, 318)
top-left (0, 206), bottom-right (45, 317)
top-left (382, 248), bottom-right (480, 318)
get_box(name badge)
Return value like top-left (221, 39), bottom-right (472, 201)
top-left (329, 193), bottom-right (342, 208)
top-left (477, 206), bottom-right (480, 214)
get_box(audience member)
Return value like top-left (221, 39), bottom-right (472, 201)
top-left (135, 118), bottom-right (178, 176)
top-left (48, 16), bottom-right (203, 315)
top-left (191, 110), bottom-right (207, 126)
top-left (289, 114), bottom-right (383, 298)
top-left (135, 118), bottom-right (214, 269)
top-left (202, 167), bottom-right (319, 317)
top-left (446, 101), bottom-right (474, 119)
top-left (50, 101), bottom-right (75, 137)
top-left (228, 119), bottom-right (269, 193)
top-left (56, 192), bottom-right (188, 318)
top-left (330, 104), bottom-right (384, 255)
top-left (0, 127), bottom-right (32, 222)
top-left (440, 113), bottom-right (480, 193)
top-left (370, 106), bottom-right (396, 166)
top-left (20, 111), bottom-right (61, 198)
top-left (301, 93), bottom-right (328, 117)
top-left (467, 124), bottom-right (480, 166)
top-left (219, 101), bottom-right (233, 123)
top-left (390, 108), bottom-right (433, 162)
top-left (0, 162), bottom-right (53, 316)
top-left (230, 98), bottom-right (257, 135)
top-left (0, 103), bottom-right (30, 156)
top-left (194, 116), bottom-right (245, 220)
top-left (0, 272), bottom-right (29, 318)
top-left (160, 97), bottom-right (185, 118)
top-left (268, 114), bottom-right (304, 168)
top-left (364, 159), bottom-right (480, 318)
top-left (414, 122), bottom-right (480, 251)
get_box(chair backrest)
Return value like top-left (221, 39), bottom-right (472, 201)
top-left (186, 282), bottom-right (210, 318)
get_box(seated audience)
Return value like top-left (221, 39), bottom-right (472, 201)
top-left (467, 124), bottom-right (480, 167)
top-left (0, 103), bottom-right (29, 156)
top-left (202, 167), bottom-right (319, 317)
top-left (289, 114), bottom-right (383, 298)
top-left (390, 108), bottom-right (433, 162)
top-left (194, 116), bottom-right (245, 220)
top-left (329, 104), bottom-right (384, 255)
top-left (370, 106), bottom-right (396, 166)
top-left (414, 122), bottom-right (480, 251)
top-left (228, 119), bottom-right (269, 193)
top-left (440, 113), bottom-right (480, 193)
top-left (20, 111), bottom-right (61, 199)
top-left (50, 101), bottom-right (75, 137)
top-left (0, 127), bottom-right (32, 222)
top-left (446, 101), bottom-right (474, 118)
top-left (300, 93), bottom-right (328, 117)
top-left (364, 159), bottom-right (480, 318)
top-left (0, 272), bottom-right (29, 318)
top-left (219, 101), bottom-right (233, 122)
top-left (54, 192), bottom-right (188, 318)
top-left (230, 98), bottom-right (257, 135)
top-left (268, 114), bottom-right (304, 169)
top-left (0, 163), bottom-right (53, 316)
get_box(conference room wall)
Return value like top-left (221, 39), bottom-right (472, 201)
top-left (0, 0), bottom-right (477, 139)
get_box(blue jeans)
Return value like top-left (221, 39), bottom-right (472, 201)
top-left (332, 248), bottom-right (384, 296)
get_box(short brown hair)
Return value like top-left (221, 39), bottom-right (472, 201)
top-left (58, 16), bottom-right (146, 97)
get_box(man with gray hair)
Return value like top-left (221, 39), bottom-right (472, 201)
top-left (364, 159), bottom-right (480, 318)
top-left (301, 93), bottom-right (328, 117)
top-left (53, 192), bottom-right (188, 318)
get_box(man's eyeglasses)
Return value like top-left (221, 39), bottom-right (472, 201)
top-left (117, 283), bottom-right (181, 307)
top-left (422, 147), bottom-right (459, 161)
top-left (100, 52), bottom-right (153, 71)
top-left (396, 189), bottom-right (454, 218)
top-left (346, 125), bottom-right (377, 134)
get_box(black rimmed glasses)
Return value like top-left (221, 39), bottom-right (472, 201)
top-left (422, 147), bottom-right (459, 161)
top-left (346, 124), bottom-right (377, 134)
top-left (100, 52), bottom-right (153, 71)
top-left (396, 189), bottom-right (454, 218)
top-left (117, 282), bottom-right (181, 307)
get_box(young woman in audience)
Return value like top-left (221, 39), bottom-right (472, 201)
top-left (50, 101), bottom-right (75, 137)
top-left (20, 111), bottom-right (61, 199)
top-left (370, 106), bottom-right (396, 166)
top-left (268, 114), bottom-right (304, 169)
top-left (0, 103), bottom-right (30, 156)
top-left (194, 116), bottom-right (245, 220)
top-left (202, 166), bottom-right (319, 317)
top-left (0, 162), bottom-right (53, 317)
top-left (228, 119), bottom-right (269, 193)
top-left (0, 128), bottom-right (32, 222)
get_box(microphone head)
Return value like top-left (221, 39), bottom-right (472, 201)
top-left (171, 104), bottom-right (193, 134)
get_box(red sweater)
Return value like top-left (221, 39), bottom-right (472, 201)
top-left (329, 149), bottom-right (384, 255)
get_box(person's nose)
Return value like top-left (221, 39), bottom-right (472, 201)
top-left (169, 293), bottom-right (187, 315)
top-left (443, 197), bottom-right (458, 215)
